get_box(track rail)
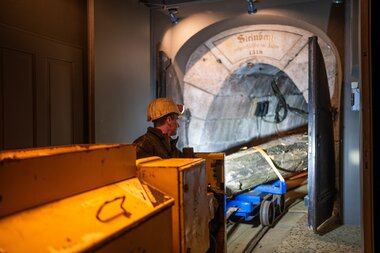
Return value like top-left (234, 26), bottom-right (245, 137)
top-left (227, 197), bottom-right (304, 253)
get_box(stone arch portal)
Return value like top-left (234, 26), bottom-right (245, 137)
top-left (179, 24), bottom-right (339, 152)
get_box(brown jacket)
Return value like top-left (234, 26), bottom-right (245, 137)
top-left (133, 127), bottom-right (182, 159)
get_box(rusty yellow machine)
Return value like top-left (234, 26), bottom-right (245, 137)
top-left (136, 152), bottom-right (226, 253)
top-left (0, 145), bottom-right (225, 253)
top-left (137, 157), bottom-right (210, 253)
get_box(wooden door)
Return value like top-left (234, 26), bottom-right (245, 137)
top-left (0, 24), bottom-right (83, 149)
top-left (307, 36), bottom-right (336, 231)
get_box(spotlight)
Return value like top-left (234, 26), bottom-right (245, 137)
top-left (247, 0), bottom-right (257, 15)
top-left (332, 0), bottom-right (343, 3)
top-left (168, 8), bottom-right (179, 25)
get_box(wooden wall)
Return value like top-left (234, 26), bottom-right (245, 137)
top-left (0, 0), bottom-right (87, 150)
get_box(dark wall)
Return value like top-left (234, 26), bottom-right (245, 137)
top-left (94, 0), bottom-right (152, 143)
top-left (0, 0), bottom-right (87, 149)
top-left (0, 0), bottom-right (86, 48)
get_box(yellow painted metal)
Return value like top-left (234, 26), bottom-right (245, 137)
top-left (0, 178), bottom-right (174, 252)
top-left (136, 158), bottom-right (210, 253)
top-left (0, 144), bottom-right (136, 218)
top-left (195, 152), bottom-right (227, 253)
top-left (195, 152), bottom-right (225, 191)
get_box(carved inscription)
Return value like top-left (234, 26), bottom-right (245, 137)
top-left (237, 32), bottom-right (278, 56)
top-left (212, 30), bottom-right (302, 64)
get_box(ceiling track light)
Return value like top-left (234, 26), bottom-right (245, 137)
top-left (247, 0), bottom-right (257, 15)
top-left (168, 8), bottom-right (179, 25)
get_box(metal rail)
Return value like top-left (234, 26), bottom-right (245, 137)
top-left (227, 197), bottom-right (304, 253)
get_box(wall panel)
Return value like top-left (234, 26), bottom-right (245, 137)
top-left (1, 48), bottom-right (34, 149)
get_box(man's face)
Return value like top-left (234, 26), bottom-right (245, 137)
top-left (167, 114), bottom-right (179, 136)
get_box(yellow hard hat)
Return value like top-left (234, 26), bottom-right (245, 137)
top-left (147, 98), bottom-right (184, 121)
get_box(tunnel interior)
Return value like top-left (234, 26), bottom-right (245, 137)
top-left (202, 62), bottom-right (308, 153)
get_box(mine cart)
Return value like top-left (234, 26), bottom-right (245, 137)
top-left (226, 179), bottom-right (286, 226)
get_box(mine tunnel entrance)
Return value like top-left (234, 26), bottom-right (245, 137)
top-left (204, 62), bottom-right (308, 153)
top-left (211, 62), bottom-right (310, 222)
top-left (198, 61), bottom-right (310, 199)
top-left (173, 25), bottom-right (339, 235)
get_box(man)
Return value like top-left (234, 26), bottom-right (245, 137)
top-left (133, 97), bottom-right (184, 159)
top-left (134, 98), bottom-right (217, 253)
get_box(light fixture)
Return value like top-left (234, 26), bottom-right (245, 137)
top-left (247, 0), bottom-right (257, 15)
top-left (168, 8), bottom-right (179, 25)
top-left (332, 0), bottom-right (343, 3)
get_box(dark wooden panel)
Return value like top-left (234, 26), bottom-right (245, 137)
top-left (48, 58), bottom-right (73, 145)
top-left (1, 48), bottom-right (35, 149)
top-left (0, 23), bottom-right (84, 150)
top-left (307, 36), bottom-right (335, 231)
top-left (0, 0), bottom-right (87, 48)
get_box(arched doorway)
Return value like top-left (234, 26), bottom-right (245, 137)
top-left (177, 24), bottom-right (339, 154)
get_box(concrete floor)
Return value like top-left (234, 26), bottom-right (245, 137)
top-left (252, 186), bottom-right (362, 253)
